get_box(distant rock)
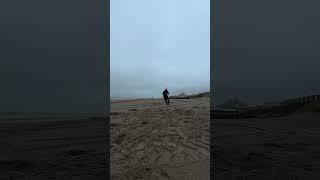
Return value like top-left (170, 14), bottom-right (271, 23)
top-left (170, 91), bottom-right (210, 99)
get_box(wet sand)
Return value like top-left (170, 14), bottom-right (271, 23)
top-left (213, 112), bottom-right (320, 179)
top-left (0, 117), bottom-right (107, 179)
top-left (111, 97), bottom-right (210, 180)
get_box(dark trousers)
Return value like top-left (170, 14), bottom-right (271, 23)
top-left (163, 95), bottom-right (169, 104)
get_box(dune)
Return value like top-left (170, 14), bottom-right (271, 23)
top-left (110, 96), bottom-right (210, 179)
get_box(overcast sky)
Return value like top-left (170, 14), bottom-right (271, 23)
top-left (0, 1), bottom-right (106, 113)
top-left (2, 0), bottom-right (320, 112)
top-left (111, 0), bottom-right (210, 98)
top-left (213, 0), bottom-right (320, 105)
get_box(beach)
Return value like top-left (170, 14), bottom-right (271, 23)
top-left (111, 97), bottom-right (210, 179)
top-left (213, 111), bottom-right (320, 179)
top-left (0, 115), bottom-right (107, 179)
top-left (0, 96), bottom-right (210, 179)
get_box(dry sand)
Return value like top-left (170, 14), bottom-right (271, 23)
top-left (213, 111), bottom-right (320, 179)
top-left (111, 97), bottom-right (210, 180)
top-left (0, 117), bottom-right (107, 179)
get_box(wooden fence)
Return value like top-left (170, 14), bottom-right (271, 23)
top-left (212, 94), bottom-right (320, 119)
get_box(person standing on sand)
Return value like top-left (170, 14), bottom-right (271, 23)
top-left (163, 88), bottom-right (170, 105)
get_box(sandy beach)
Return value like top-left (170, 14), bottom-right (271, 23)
top-left (213, 111), bottom-right (320, 179)
top-left (0, 116), bottom-right (107, 179)
top-left (111, 97), bottom-right (210, 179)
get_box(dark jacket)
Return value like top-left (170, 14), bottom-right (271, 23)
top-left (163, 89), bottom-right (169, 96)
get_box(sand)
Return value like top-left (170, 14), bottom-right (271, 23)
top-left (0, 97), bottom-right (209, 179)
top-left (0, 117), bottom-right (107, 179)
top-left (213, 112), bottom-right (320, 179)
top-left (2, 97), bottom-right (317, 179)
top-left (110, 97), bottom-right (210, 180)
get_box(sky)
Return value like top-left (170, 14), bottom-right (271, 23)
top-left (2, 0), bottom-right (320, 112)
top-left (213, 0), bottom-right (320, 105)
top-left (111, 0), bottom-right (210, 98)
top-left (0, 0), bottom-right (106, 114)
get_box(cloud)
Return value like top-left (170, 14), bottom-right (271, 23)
top-left (111, 0), bottom-right (210, 98)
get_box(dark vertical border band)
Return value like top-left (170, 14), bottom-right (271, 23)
top-left (211, 0), bottom-right (222, 179)
top-left (102, 0), bottom-right (110, 178)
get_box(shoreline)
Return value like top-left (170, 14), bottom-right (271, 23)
top-left (0, 114), bottom-right (106, 123)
